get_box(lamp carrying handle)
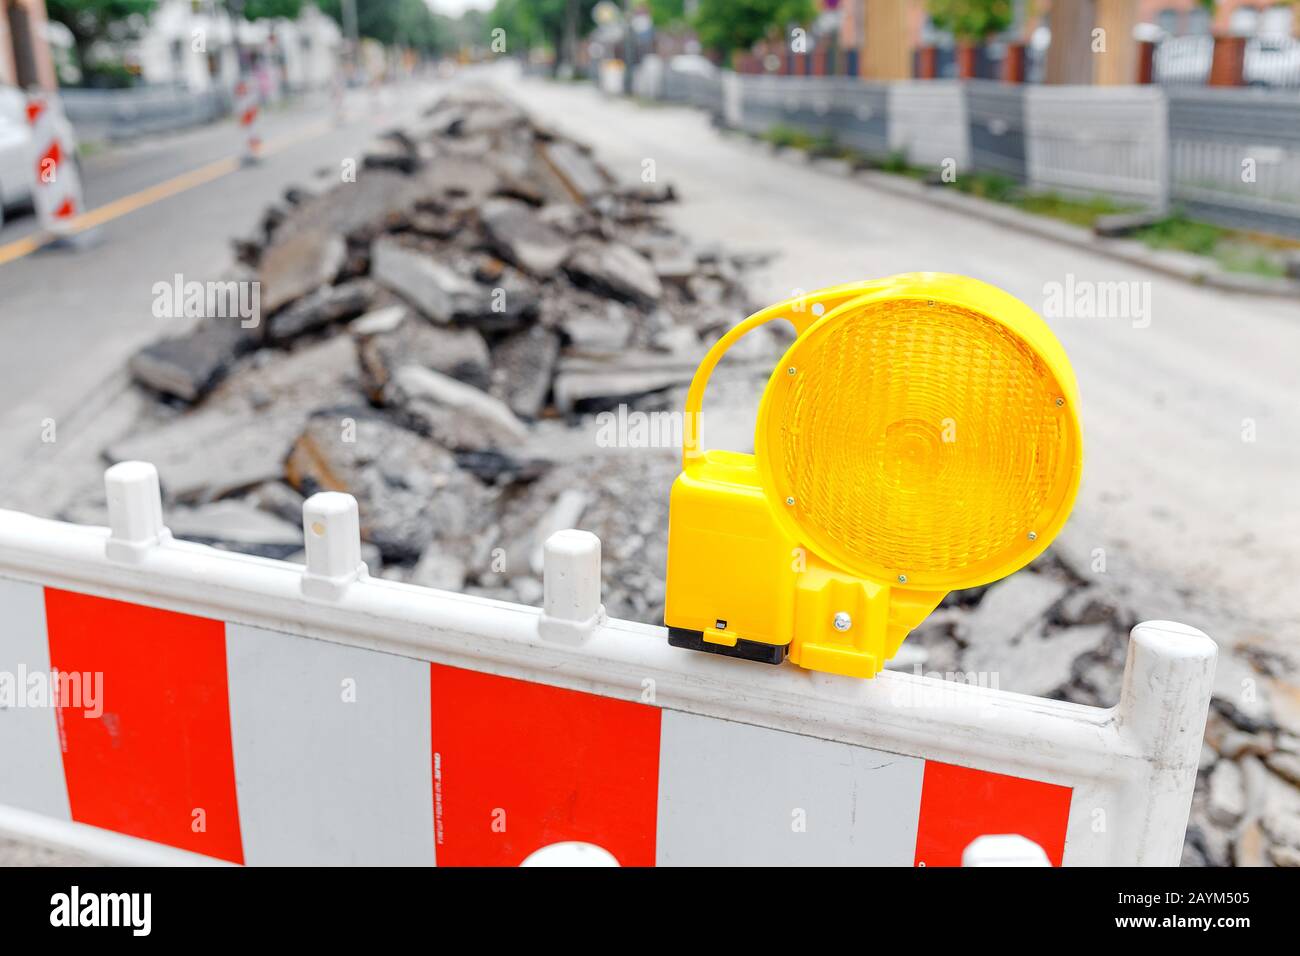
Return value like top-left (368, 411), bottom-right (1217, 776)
top-left (681, 281), bottom-right (884, 470)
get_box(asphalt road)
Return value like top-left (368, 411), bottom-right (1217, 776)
top-left (0, 81), bottom-right (444, 469)
top-left (500, 69), bottom-right (1300, 657)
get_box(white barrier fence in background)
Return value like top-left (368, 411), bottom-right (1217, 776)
top-left (888, 81), bottom-right (970, 170)
top-left (643, 64), bottom-right (1300, 233)
top-left (0, 462), bottom-right (1216, 866)
top-left (1024, 86), bottom-right (1169, 208)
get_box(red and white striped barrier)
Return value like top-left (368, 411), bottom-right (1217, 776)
top-left (0, 462), bottom-right (1217, 866)
top-left (233, 80), bottom-right (261, 163)
top-left (25, 94), bottom-right (83, 237)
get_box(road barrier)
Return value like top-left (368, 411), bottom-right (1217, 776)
top-left (24, 94), bottom-right (84, 237)
top-left (0, 462), bottom-right (1216, 866)
top-left (234, 80), bottom-right (262, 163)
top-left (1167, 86), bottom-right (1300, 237)
top-left (644, 65), bottom-right (1300, 236)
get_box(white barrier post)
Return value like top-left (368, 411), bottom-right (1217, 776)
top-left (300, 492), bottom-right (367, 600)
top-left (104, 461), bottom-right (170, 563)
top-left (962, 834), bottom-right (1052, 867)
top-left (25, 93), bottom-right (86, 241)
top-left (1114, 620), bottom-right (1218, 865)
top-left (234, 80), bottom-right (262, 164)
top-left (538, 529), bottom-right (605, 644)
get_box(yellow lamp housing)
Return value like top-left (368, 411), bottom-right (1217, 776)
top-left (664, 274), bottom-right (1083, 678)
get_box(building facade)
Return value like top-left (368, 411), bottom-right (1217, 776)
top-left (128, 0), bottom-right (342, 94)
top-left (1, 0), bottom-right (57, 90)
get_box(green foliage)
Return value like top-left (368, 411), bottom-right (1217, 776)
top-left (951, 170), bottom-right (1019, 202)
top-left (761, 123), bottom-right (816, 150)
top-left (46, 0), bottom-right (156, 47)
top-left (239, 0), bottom-right (304, 21)
top-left (318, 0), bottom-right (446, 53)
top-left (1014, 191), bottom-right (1134, 227)
top-left (1133, 214), bottom-right (1224, 257)
top-left (649, 0), bottom-right (687, 27)
top-left (693, 0), bottom-right (816, 58)
top-left (487, 0), bottom-right (599, 62)
top-left (925, 0), bottom-right (1014, 41)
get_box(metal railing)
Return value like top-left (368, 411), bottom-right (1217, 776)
top-left (1168, 85), bottom-right (1300, 235)
top-left (1024, 85), bottom-right (1168, 207)
top-left (60, 86), bottom-right (232, 142)
top-left (646, 63), bottom-right (1300, 235)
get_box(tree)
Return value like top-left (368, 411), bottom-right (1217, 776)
top-left (488, 0), bottom-right (599, 69)
top-left (926, 0), bottom-right (1015, 41)
top-left (317, 0), bottom-right (446, 54)
top-left (693, 0), bottom-right (815, 60)
top-left (239, 0), bottom-right (304, 20)
top-left (649, 0), bottom-right (687, 27)
top-left (46, 0), bottom-right (157, 76)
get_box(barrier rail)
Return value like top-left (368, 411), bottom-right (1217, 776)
top-left (966, 81), bottom-right (1028, 182)
top-left (0, 462), bottom-right (1216, 865)
top-left (888, 81), bottom-right (970, 170)
top-left (647, 65), bottom-right (1300, 234)
top-left (1167, 86), bottom-right (1300, 237)
top-left (1024, 85), bottom-right (1168, 207)
top-left (60, 87), bottom-right (230, 143)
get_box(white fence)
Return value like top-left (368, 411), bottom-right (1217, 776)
top-left (645, 64), bottom-right (1300, 233)
top-left (61, 86), bottom-right (231, 143)
top-left (736, 74), bottom-right (890, 157)
top-left (888, 81), bottom-right (970, 169)
top-left (0, 462), bottom-right (1216, 866)
top-left (1167, 86), bottom-right (1300, 235)
top-left (1024, 86), bottom-right (1169, 207)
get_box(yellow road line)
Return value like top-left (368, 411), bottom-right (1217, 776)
top-left (0, 235), bottom-right (44, 267)
top-left (0, 116), bottom-right (340, 267)
top-left (70, 156), bottom-right (240, 234)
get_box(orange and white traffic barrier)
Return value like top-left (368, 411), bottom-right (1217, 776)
top-left (25, 94), bottom-right (84, 237)
top-left (233, 80), bottom-right (261, 163)
top-left (0, 462), bottom-right (1217, 866)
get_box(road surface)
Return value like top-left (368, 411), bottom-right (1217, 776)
top-left (0, 82), bottom-right (444, 470)
top-left (499, 70), bottom-right (1299, 656)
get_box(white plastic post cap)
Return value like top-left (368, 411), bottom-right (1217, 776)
top-left (538, 529), bottom-right (605, 644)
top-left (301, 491), bottom-right (365, 598)
top-left (104, 461), bottom-right (170, 561)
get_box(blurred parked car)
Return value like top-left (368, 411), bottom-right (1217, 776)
top-left (0, 84), bottom-right (80, 219)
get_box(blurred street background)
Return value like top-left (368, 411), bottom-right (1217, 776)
top-left (0, 0), bottom-right (1298, 867)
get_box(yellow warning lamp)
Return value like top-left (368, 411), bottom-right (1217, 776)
top-left (665, 274), bottom-right (1083, 678)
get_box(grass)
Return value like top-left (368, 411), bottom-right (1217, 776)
top-left (761, 123), bottom-right (838, 157)
top-left (757, 124), bottom-right (1293, 279)
top-left (1013, 191), bottom-right (1137, 227)
top-left (1130, 215), bottom-right (1289, 277)
top-left (1131, 214), bottom-right (1223, 257)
